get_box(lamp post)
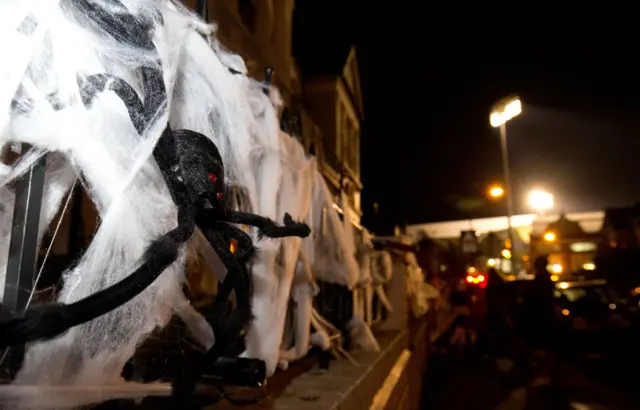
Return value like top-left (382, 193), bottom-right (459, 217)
top-left (490, 97), bottom-right (522, 273)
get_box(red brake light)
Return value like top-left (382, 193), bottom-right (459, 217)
top-left (466, 275), bottom-right (474, 283)
top-left (478, 274), bottom-right (485, 282)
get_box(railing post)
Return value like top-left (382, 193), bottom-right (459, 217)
top-left (1, 150), bottom-right (46, 377)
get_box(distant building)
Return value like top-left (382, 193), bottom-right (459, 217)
top-left (530, 213), bottom-right (603, 277)
top-left (405, 211), bottom-right (605, 275)
top-left (405, 212), bottom-right (605, 242)
top-left (298, 47), bottom-right (364, 225)
top-left (292, 3), bottom-right (363, 225)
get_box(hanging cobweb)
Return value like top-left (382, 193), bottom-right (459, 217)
top-left (0, 178), bottom-right (215, 405)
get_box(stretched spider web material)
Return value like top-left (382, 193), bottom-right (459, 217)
top-left (0, 1), bottom-right (218, 408)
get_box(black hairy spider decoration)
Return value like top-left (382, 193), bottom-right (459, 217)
top-left (0, 4), bottom-right (310, 404)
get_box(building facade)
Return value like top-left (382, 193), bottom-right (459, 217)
top-left (302, 47), bottom-right (364, 226)
top-left (183, 0), bottom-right (298, 102)
top-left (529, 214), bottom-right (603, 277)
top-left (406, 211), bottom-right (606, 277)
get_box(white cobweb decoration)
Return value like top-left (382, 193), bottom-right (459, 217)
top-left (0, 1), bottom-right (213, 408)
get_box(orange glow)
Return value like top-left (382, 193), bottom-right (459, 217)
top-left (543, 231), bottom-right (556, 242)
top-left (230, 239), bottom-right (238, 254)
top-left (489, 185), bottom-right (505, 198)
top-left (562, 309), bottom-right (570, 316)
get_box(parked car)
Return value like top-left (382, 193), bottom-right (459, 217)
top-left (555, 279), bottom-right (638, 360)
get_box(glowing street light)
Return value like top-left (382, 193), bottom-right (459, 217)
top-left (488, 185), bottom-right (505, 199)
top-left (490, 96), bottom-right (522, 274)
top-left (550, 264), bottom-right (563, 274)
top-left (490, 98), bottom-right (522, 128)
top-left (528, 189), bottom-right (554, 212)
top-left (543, 231), bottom-right (556, 242)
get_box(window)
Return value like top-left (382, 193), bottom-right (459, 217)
top-left (570, 253), bottom-right (595, 273)
top-left (341, 109), bottom-right (349, 163)
top-left (238, 0), bottom-right (257, 33)
top-left (560, 287), bottom-right (612, 305)
top-left (343, 119), bottom-right (351, 165)
top-left (569, 242), bottom-right (597, 253)
top-left (348, 129), bottom-right (357, 172)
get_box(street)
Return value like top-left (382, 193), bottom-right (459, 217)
top-left (421, 344), bottom-right (639, 410)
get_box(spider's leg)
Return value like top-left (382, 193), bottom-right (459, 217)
top-left (212, 222), bottom-right (257, 305)
top-left (170, 227), bottom-right (255, 405)
top-left (200, 227), bottom-right (254, 338)
top-left (228, 210), bottom-right (310, 239)
top-left (222, 222), bottom-right (255, 262)
top-left (0, 214), bottom-right (195, 347)
top-left (78, 74), bottom-right (146, 134)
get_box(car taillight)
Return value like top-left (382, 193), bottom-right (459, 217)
top-left (478, 274), bottom-right (485, 282)
top-left (466, 275), bottom-right (474, 283)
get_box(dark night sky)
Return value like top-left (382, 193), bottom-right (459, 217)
top-left (294, 3), bottom-right (640, 234)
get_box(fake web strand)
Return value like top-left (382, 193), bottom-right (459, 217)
top-left (0, 177), bottom-right (78, 370)
top-left (26, 178), bottom-right (78, 308)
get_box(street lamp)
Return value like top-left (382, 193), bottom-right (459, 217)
top-left (528, 189), bottom-right (554, 213)
top-left (490, 98), bottom-right (522, 128)
top-left (488, 185), bottom-right (505, 199)
top-left (490, 96), bottom-right (522, 272)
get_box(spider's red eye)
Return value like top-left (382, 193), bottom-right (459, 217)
top-left (208, 173), bottom-right (217, 183)
top-left (217, 192), bottom-right (223, 200)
